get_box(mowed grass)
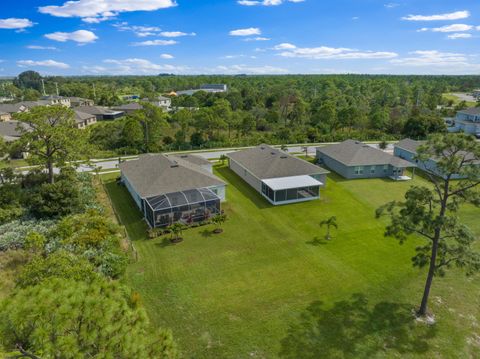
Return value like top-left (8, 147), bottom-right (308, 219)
top-left (103, 166), bottom-right (480, 358)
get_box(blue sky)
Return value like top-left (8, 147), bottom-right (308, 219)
top-left (0, 0), bottom-right (479, 76)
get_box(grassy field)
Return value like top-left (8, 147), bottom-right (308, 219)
top-left (103, 166), bottom-right (480, 358)
top-left (442, 93), bottom-right (477, 108)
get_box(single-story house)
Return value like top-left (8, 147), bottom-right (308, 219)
top-left (394, 138), bottom-right (479, 179)
top-left (120, 154), bottom-right (226, 228)
top-left (0, 120), bottom-right (25, 142)
top-left (41, 96), bottom-right (71, 107)
top-left (317, 140), bottom-right (415, 180)
top-left (227, 144), bottom-right (329, 205)
top-left (111, 102), bottom-right (143, 114)
top-left (69, 97), bottom-right (94, 107)
top-left (75, 106), bottom-right (124, 120)
top-left (74, 110), bottom-right (97, 129)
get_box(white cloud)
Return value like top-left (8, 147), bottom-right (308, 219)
top-left (229, 27), bottom-right (261, 36)
top-left (207, 64), bottom-right (288, 74)
top-left (45, 30), bottom-right (98, 43)
top-left (132, 39), bottom-right (177, 46)
top-left (390, 50), bottom-right (480, 73)
top-left (243, 37), bottom-right (270, 41)
top-left (273, 42), bottom-right (297, 50)
top-left (159, 31), bottom-right (196, 37)
top-left (100, 58), bottom-right (189, 74)
top-left (160, 53), bottom-right (174, 59)
top-left (402, 10), bottom-right (470, 21)
top-left (273, 43), bottom-right (398, 59)
top-left (418, 24), bottom-right (473, 33)
top-left (0, 18), bottom-right (34, 30)
top-left (39, 0), bottom-right (177, 23)
top-left (26, 45), bottom-right (58, 50)
top-left (238, 0), bottom-right (304, 6)
top-left (447, 33), bottom-right (472, 39)
top-left (384, 3), bottom-right (399, 9)
top-left (113, 23), bottom-right (194, 38)
top-left (17, 59), bottom-right (70, 69)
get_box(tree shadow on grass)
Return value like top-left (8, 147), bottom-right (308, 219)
top-left (155, 237), bottom-right (174, 248)
top-left (216, 166), bottom-right (272, 210)
top-left (279, 294), bottom-right (437, 359)
top-left (200, 229), bottom-right (214, 238)
top-left (305, 236), bottom-right (329, 246)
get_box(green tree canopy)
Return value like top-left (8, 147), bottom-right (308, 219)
top-left (14, 106), bottom-right (90, 183)
top-left (0, 278), bottom-right (178, 358)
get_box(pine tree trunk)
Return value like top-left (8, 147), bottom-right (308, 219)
top-left (47, 160), bottom-right (55, 184)
top-left (418, 236), bottom-right (439, 316)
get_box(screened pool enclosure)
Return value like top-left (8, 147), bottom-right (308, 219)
top-left (145, 188), bottom-right (221, 228)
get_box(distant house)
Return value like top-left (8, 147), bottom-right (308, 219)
top-left (143, 96), bottom-right (171, 111)
top-left (41, 96), bottom-right (71, 107)
top-left (111, 102), bottom-right (143, 114)
top-left (0, 103), bottom-right (28, 114)
top-left (472, 89), bottom-right (480, 99)
top-left (75, 106), bottom-right (124, 120)
top-left (317, 140), bottom-right (415, 180)
top-left (449, 108), bottom-right (480, 136)
top-left (69, 97), bottom-right (94, 107)
top-left (394, 138), bottom-right (479, 179)
top-left (227, 144), bottom-right (329, 205)
top-left (200, 84), bottom-right (228, 92)
top-left (74, 110), bottom-right (97, 129)
top-left (176, 84), bottom-right (228, 96)
top-left (120, 154), bottom-right (226, 228)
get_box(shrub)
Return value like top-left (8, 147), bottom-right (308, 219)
top-left (0, 219), bottom-right (55, 252)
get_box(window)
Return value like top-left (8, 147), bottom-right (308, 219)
top-left (383, 165), bottom-right (388, 173)
top-left (370, 166), bottom-right (376, 174)
top-left (354, 166), bottom-right (364, 175)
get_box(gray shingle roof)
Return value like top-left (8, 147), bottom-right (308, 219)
top-left (119, 154), bottom-right (225, 198)
top-left (458, 108), bottom-right (480, 116)
top-left (0, 121), bottom-right (30, 141)
top-left (0, 104), bottom-right (26, 113)
top-left (227, 144), bottom-right (329, 179)
top-left (75, 106), bottom-right (123, 115)
top-left (112, 103), bottom-right (143, 111)
top-left (170, 154), bottom-right (211, 167)
top-left (318, 140), bottom-right (414, 167)
top-left (395, 138), bottom-right (424, 153)
top-left (74, 110), bottom-right (96, 124)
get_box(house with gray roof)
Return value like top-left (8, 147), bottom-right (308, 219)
top-left (317, 140), bottom-right (415, 180)
top-left (120, 153), bottom-right (225, 228)
top-left (227, 144), bottom-right (329, 205)
top-left (394, 138), bottom-right (479, 179)
top-left (75, 106), bottom-right (124, 120)
top-left (111, 102), bottom-right (143, 114)
top-left (450, 107), bottom-right (480, 136)
top-left (74, 110), bottom-right (97, 129)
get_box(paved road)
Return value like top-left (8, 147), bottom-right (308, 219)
top-left (75, 142), bottom-right (394, 174)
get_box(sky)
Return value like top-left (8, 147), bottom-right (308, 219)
top-left (0, 0), bottom-right (479, 76)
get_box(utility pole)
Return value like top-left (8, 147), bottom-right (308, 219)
top-left (41, 79), bottom-right (46, 96)
top-left (55, 82), bottom-right (59, 96)
top-left (92, 83), bottom-right (97, 100)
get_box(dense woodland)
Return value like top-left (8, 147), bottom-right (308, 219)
top-left (2, 72), bottom-right (480, 155)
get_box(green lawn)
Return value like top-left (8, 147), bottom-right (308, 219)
top-left (103, 166), bottom-right (480, 358)
top-left (442, 93), bottom-right (478, 107)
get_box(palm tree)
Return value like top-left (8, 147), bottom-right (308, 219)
top-left (320, 216), bottom-right (338, 240)
top-left (168, 222), bottom-right (185, 243)
top-left (212, 214), bottom-right (228, 234)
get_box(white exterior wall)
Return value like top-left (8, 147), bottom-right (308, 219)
top-left (121, 173), bottom-right (143, 210)
top-left (228, 158), bottom-right (262, 193)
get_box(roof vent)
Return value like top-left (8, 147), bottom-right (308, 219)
top-left (260, 146), bottom-right (265, 150)
top-left (180, 155), bottom-right (188, 158)
top-left (169, 160), bottom-right (179, 168)
top-left (271, 151), bottom-right (276, 155)
top-left (280, 155), bottom-right (288, 159)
